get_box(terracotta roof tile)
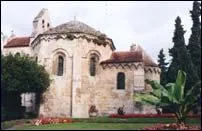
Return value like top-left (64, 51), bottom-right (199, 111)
top-left (100, 50), bottom-right (158, 67)
top-left (4, 37), bottom-right (30, 48)
top-left (100, 51), bottom-right (142, 64)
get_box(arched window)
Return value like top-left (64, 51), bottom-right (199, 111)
top-left (117, 72), bottom-right (125, 90)
top-left (57, 56), bottom-right (64, 76)
top-left (90, 54), bottom-right (99, 76)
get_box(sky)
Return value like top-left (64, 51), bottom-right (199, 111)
top-left (1, 1), bottom-right (195, 63)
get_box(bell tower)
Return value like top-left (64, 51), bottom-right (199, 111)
top-left (31, 8), bottom-right (52, 38)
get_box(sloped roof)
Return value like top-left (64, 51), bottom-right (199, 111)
top-left (33, 8), bottom-right (48, 21)
top-left (4, 37), bottom-right (30, 48)
top-left (44, 20), bottom-right (107, 37)
top-left (143, 53), bottom-right (158, 66)
top-left (101, 44), bottom-right (158, 67)
top-left (100, 51), bottom-right (142, 63)
top-left (135, 44), bottom-right (158, 67)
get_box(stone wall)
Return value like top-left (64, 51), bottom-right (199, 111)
top-left (3, 47), bottom-right (32, 56)
top-left (144, 66), bottom-right (161, 91)
top-left (133, 63), bottom-right (145, 91)
top-left (37, 34), bottom-right (113, 118)
top-left (76, 61), bottom-right (146, 117)
top-left (144, 66), bottom-right (161, 82)
top-left (3, 32), bottom-right (161, 118)
top-left (37, 38), bottom-right (74, 117)
top-left (79, 65), bottom-right (135, 117)
top-left (133, 101), bottom-right (157, 114)
top-left (71, 34), bottom-right (113, 118)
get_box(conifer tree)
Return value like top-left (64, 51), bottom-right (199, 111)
top-left (187, 1), bottom-right (201, 79)
top-left (167, 16), bottom-right (198, 93)
top-left (157, 49), bottom-right (168, 86)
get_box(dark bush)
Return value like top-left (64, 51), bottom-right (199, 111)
top-left (117, 106), bottom-right (125, 115)
top-left (1, 53), bottom-right (50, 121)
top-left (1, 106), bottom-right (26, 121)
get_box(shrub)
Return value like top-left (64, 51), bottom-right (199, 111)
top-left (89, 105), bottom-right (98, 114)
top-left (89, 105), bottom-right (98, 117)
top-left (117, 106), bottom-right (125, 115)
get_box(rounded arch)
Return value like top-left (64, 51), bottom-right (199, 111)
top-left (52, 49), bottom-right (68, 76)
top-left (52, 48), bottom-right (71, 58)
top-left (83, 50), bottom-right (101, 59)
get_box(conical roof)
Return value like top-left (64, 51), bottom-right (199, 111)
top-left (44, 20), bottom-right (107, 37)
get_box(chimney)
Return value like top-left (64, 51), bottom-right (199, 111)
top-left (130, 43), bottom-right (138, 52)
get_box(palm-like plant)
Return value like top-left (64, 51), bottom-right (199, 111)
top-left (135, 70), bottom-right (201, 124)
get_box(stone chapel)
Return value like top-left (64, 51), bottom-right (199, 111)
top-left (2, 8), bottom-right (161, 118)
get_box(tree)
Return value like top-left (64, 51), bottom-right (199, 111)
top-left (157, 49), bottom-right (168, 86)
top-left (1, 53), bottom-right (50, 120)
top-left (187, 1), bottom-right (201, 79)
top-left (135, 70), bottom-right (201, 125)
top-left (2, 53), bottom-right (50, 93)
top-left (167, 16), bottom-right (198, 93)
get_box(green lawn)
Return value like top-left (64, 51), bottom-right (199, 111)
top-left (74, 117), bottom-right (200, 124)
top-left (16, 123), bottom-right (154, 130)
top-left (2, 117), bottom-right (201, 130)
